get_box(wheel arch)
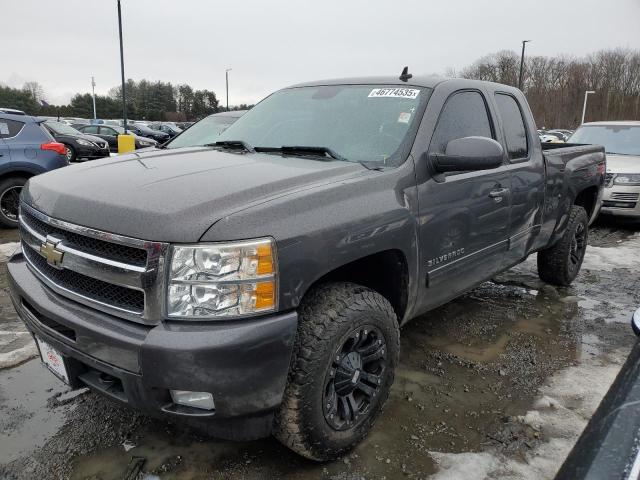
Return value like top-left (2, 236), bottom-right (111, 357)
top-left (301, 249), bottom-right (410, 322)
top-left (573, 185), bottom-right (600, 220)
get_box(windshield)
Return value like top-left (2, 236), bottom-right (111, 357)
top-left (570, 125), bottom-right (640, 156)
top-left (207, 85), bottom-right (429, 166)
top-left (166, 115), bottom-right (240, 148)
top-left (46, 121), bottom-right (81, 135)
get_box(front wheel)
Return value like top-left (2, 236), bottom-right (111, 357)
top-left (537, 205), bottom-right (588, 286)
top-left (0, 177), bottom-right (27, 228)
top-left (274, 282), bottom-right (399, 461)
top-left (64, 144), bottom-right (76, 162)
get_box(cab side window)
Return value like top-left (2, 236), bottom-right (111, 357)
top-left (429, 91), bottom-right (493, 155)
top-left (495, 93), bottom-right (528, 161)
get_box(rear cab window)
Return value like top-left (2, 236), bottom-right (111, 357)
top-left (495, 93), bottom-right (529, 161)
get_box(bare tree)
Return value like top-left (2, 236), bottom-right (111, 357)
top-left (22, 81), bottom-right (44, 103)
top-left (458, 48), bottom-right (640, 128)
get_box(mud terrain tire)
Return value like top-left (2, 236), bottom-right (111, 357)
top-left (274, 282), bottom-right (400, 461)
top-left (537, 205), bottom-right (589, 286)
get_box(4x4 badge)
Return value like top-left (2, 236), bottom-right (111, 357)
top-left (40, 240), bottom-right (64, 268)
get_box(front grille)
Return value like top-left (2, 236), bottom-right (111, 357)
top-left (605, 173), bottom-right (614, 187)
top-left (21, 208), bottom-right (147, 266)
top-left (23, 245), bottom-right (144, 313)
top-left (611, 192), bottom-right (640, 201)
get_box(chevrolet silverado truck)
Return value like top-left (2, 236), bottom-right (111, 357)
top-left (9, 74), bottom-right (605, 461)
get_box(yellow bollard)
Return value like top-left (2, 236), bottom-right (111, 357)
top-left (117, 134), bottom-right (136, 154)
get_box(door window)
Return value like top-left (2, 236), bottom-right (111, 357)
top-left (429, 91), bottom-right (493, 155)
top-left (100, 127), bottom-right (117, 136)
top-left (83, 125), bottom-right (99, 134)
top-left (0, 119), bottom-right (25, 139)
top-left (495, 94), bottom-right (528, 161)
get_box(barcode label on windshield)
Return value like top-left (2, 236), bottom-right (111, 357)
top-left (368, 88), bottom-right (420, 99)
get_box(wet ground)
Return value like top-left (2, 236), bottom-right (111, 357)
top-left (0, 218), bottom-right (639, 480)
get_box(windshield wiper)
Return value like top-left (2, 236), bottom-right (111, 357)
top-left (255, 145), bottom-right (347, 162)
top-left (204, 140), bottom-right (255, 153)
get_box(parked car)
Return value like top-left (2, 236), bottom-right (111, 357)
top-left (126, 123), bottom-right (170, 144)
top-left (540, 133), bottom-right (565, 143)
top-left (546, 130), bottom-right (570, 142)
top-left (43, 121), bottom-right (110, 162)
top-left (176, 121), bottom-right (195, 130)
top-left (0, 113), bottom-right (67, 227)
top-left (0, 108), bottom-right (26, 116)
top-left (570, 121), bottom-right (640, 219)
top-left (162, 110), bottom-right (247, 149)
top-left (9, 75), bottom-right (605, 460)
top-left (555, 307), bottom-right (640, 480)
top-left (74, 124), bottom-right (157, 152)
top-left (150, 122), bottom-right (182, 138)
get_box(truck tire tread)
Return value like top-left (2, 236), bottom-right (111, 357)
top-left (537, 205), bottom-right (588, 286)
top-left (274, 282), bottom-right (399, 461)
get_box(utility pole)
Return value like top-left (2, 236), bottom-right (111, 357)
top-left (117, 0), bottom-right (128, 133)
top-left (226, 68), bottom-right (232, 111)
top-left (91, 76), bottom-right (97, 120)
top-left (581, 91), bottom-right (596, 125)
top-left (518, 40), bottom-right (531, 91)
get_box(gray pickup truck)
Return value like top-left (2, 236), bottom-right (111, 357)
top-left (9, 74), bottom-right (605, 460)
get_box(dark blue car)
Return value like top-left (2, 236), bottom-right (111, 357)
top-left (0, 113), bottom-right (68, 227)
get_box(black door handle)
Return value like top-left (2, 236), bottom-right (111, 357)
top-left (489, 188), bottom-right (510, 198)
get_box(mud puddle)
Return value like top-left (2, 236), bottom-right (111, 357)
top-left (0, 224), bottom-right (638, 479)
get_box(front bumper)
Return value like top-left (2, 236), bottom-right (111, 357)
top-left (76, 145), bottom-right (110, 160)
top-left (600, 185), bottom-right (640, 218)
top-left (8, 252), bottom-right (298, 440)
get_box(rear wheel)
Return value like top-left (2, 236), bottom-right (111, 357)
top-left (0, 177), bottom-right (27, 228)
top-left (274, 282), bottom-right (399, 461)
top-left (537, 205), bottom-right (588, 286)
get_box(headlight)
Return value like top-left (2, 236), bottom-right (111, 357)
top-left (614, 174), bottom-right (640, 186)
top-left (167, 238), bottom-right (276, 319)
top-left (138, 141), bottom-right (152, 147)
top-left (76, 139), bottom-right (95, 147)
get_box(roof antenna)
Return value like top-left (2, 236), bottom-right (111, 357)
top-left (399, 66), bottom-right (412, 82)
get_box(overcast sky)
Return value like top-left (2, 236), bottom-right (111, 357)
top-left (3, 0), bottom-right (639, 106)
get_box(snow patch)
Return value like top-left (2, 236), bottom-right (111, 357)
top-left (0, 341), bottom-right (37, 369)
top-left (582, 234), bottom-right (640, 271)
top-left (428, 350), bottom-right (626, 480)
top-left (0, 242), bottom-right (20, 261)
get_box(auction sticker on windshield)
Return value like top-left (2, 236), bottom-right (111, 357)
top-left (36, 336), bottom-right (69, 384)
top-left (368, 88), bottom-right (420, 99)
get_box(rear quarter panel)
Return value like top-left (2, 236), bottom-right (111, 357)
top-left (536, 144), bottom-right (605, 250)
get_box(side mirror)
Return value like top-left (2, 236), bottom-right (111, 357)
top-left (429, 136), bottom-right (504, 174)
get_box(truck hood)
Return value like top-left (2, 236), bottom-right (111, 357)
top-left (23, 147), bottom-right (366, 242)
top-left (605, 154), bottom-right (640, 174)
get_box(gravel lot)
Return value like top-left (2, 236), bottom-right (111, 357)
top-left (0, 218), bottom-right (638, 480)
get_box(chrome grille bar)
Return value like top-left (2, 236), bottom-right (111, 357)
top-left (19, 202), bottom-right (168, 324)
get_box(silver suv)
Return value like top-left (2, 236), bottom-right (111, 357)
top-left (570, 121), bottom-right (640, 218)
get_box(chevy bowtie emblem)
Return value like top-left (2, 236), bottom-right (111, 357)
top-left (40, 240), bottom-right (64, 268)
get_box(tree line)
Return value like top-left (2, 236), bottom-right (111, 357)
top-left (3, 48), bottom-right (639, 127)
top-left (0, 79), bottom-right (252, 121)
top-left (456, 48), bottom-right (640, 128)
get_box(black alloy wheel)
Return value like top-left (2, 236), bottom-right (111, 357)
top-left (323, 325), bottom-right (386, 431)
